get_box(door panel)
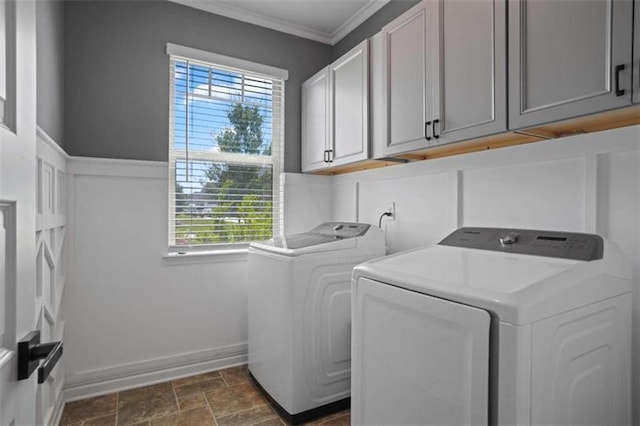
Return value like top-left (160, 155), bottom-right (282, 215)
top-left (301, 67), bottom-right (330, 172)
top-left (352, 277), bottom-right (490, 426)
top-left (509, 0), bottom-right (633, 129)
top-left (0, 1), bottom-right (39, 424)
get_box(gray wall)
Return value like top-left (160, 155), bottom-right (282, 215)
top-left (37, 0), bottom-right (65, 146)
top-left (332, 0), bottom-right (419, 60)
top-left (64, 0), bottom-right (332, 172)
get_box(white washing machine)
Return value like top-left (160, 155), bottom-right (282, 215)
top-left (352, 227), bottom-right (632, 426)
top-left (248, 222), bottom-right (385, 423)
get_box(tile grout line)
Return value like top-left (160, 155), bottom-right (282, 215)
top-left (170, 380), bottom-right (181, 412)
top-left (203, 390), bottom-right (220, 426)
top-left (114, 392), bottom-right (119, 426)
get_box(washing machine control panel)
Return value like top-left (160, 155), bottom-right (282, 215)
top-left (439, 227), bottom-right (604, 261)
top-left (312, 222), bottom-right (371, 239)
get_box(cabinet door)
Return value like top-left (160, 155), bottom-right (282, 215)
top-left (509, 0), bottom-right (633, 129)
top-left (634, 0), bottom-right (639, 104)
top-left (330, 40), bottom-right (369, 167)
top-left (301, 67), bottom-right (330, 172)
top-left (433, 0), bottom-right (507, 144)
top-left (381, 1), bottom-right (436, 156)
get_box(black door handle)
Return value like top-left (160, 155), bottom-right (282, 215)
top-left (615, 64), bottom-right (625, 96)
top-left (425, 121), bottom-right (432, 140)
top-left (327, 149), bottom-right (333, 163)
top-left (18, 330), bottom-right (63, 383)
top-left (323, 150), bottom-right (328, 163)
top-left (432, 119), bottom-right (440, 139)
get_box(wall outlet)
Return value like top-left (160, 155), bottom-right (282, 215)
top-left (385, 202), bottom-right (395, 221)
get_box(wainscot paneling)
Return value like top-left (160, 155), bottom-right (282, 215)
top-left (64, 158), bottom-right (249, 401)
top-left (325, 125), bottom-right (640, 424)
top-left (36, 127), bottom-right (68, 426)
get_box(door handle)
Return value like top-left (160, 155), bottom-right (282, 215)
top-left (432, 119), bottom-right (440, 139)
top-left (323, 150), bottom-right (328, 163)
top-left (425, 121), bottom-right (432, 140)
top-left (614, 64), bottom-right (625, 96)
top-left (327, 149), bottom-right (333, 163)
top-left (18, 330), bottom-right (63, 383)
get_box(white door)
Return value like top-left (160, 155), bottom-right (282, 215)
top-left (435, 0), bottom-right (507, 145)
top-left (351, 277), bottom-right (491, 426)
top-left (330, 39), bottom-right (368, 167)
top-left (508, 0), bottom-right (633, 129)
top-left (0, 1), bottom-right (39, 425)
top-left (301, 67), bottom-right (330, 172)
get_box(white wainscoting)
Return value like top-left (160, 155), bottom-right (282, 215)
top-left (63, 157), bottom-right (254, 401)
top-left (330, 125), bottom-right (640, 424)
top-left (36, 127), bottom-right (68, 426)
top-left (62, 160), bottom-right (333, 401)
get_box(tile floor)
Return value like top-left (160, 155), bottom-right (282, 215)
top-left (60, 365), bottom-right (350, 426)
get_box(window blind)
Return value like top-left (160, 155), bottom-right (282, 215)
top-left (168, 53), bottom-right (284, 249)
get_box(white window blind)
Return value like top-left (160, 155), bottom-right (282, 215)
top-left (168, 47), bottom-right (285, 249)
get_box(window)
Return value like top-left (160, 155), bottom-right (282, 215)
top-left (167, 44), bottom-right (287, 250)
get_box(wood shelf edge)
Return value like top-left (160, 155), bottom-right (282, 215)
top-left (307, 105), bottom-right (640, 176)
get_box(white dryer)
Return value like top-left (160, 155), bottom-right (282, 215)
top-left (352, 227), bottom-right (632, 426)
top-left (248, 222), bottom-right (385, 424)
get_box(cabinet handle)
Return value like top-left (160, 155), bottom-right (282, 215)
top-left (327, 149), bottom-right (333, 163)
top-left (615, 64), bottom-right (625, 96)
top-left (432, 119), bottom-right (440, 139)
top-left (425, 121), bottom-right (432, 140)
top-left (323, 150), bottom-right (328, 163)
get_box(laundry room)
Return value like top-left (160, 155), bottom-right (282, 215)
top-left (1, 0), bottom-right (639, 425)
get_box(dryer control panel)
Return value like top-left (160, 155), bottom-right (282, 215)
top-left (439, 227), bottom-right (604, 261)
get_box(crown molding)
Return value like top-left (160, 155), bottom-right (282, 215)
top-left (168, 0), bottom-right (390, 46)
top-left (330, 0), bottom-right (389, 44)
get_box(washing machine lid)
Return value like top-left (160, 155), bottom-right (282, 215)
top-left (353, 228), bottom-right (631, 325)
top-left (250, 222), bottom-right (372, 256)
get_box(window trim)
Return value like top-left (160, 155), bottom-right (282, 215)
top-left (166, 43), bottom-right (289, 81)
top-left (167, 43), bottom-right (286, 251)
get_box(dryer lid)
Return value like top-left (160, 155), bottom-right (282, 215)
top-left (250, 222), bottom-right (372, 255)
top-left (353, 237), bottom-right (631, 325)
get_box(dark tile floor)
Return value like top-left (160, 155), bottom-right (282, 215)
top-left (60, 365), bottom-right (350, 426)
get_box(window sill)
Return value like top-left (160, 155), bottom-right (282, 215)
top-left (162, 248), bottom-right (248, 266)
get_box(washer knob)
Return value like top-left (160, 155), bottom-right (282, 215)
top-left (500, 232), bottom-right (520, 246)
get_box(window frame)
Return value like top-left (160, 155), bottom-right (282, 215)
top-left (166, 43), bottom-right (287, 252)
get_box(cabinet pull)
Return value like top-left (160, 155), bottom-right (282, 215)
top-left (614, 64), bottom-right (625, 96)
top-left (323, 150), bottom-right (328, 163)
top-left (327, 149), bottom-right (333, 163)
top-left (425, 121), bottom-right (432, 140)
top-left (432, 119), bottom-right (440, 139)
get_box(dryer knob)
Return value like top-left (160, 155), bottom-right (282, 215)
top-left (500, 232), bottom-right (520, 246)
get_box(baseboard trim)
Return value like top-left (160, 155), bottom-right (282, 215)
top-left (50, 386), bottom-right (66, 426)
top-left (64, 343), bottom-right (247, 401)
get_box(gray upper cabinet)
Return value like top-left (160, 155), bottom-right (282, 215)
top-left (433, 0), bottom-right (507, 145)
top-left (301, 40), bottom-right (369, 172)
top-left (331, 40), bottom-right (369, 167)
top-left (301, 67), bottom-right (330, 172)
top-left (380, 1), bottom-right (437, 156)
top-left (378, 0), bottom-right (506, 157)
top-left (634, 0), bottom-right (639, 104)
top-left (508, 0), bottom-right (634, 129)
